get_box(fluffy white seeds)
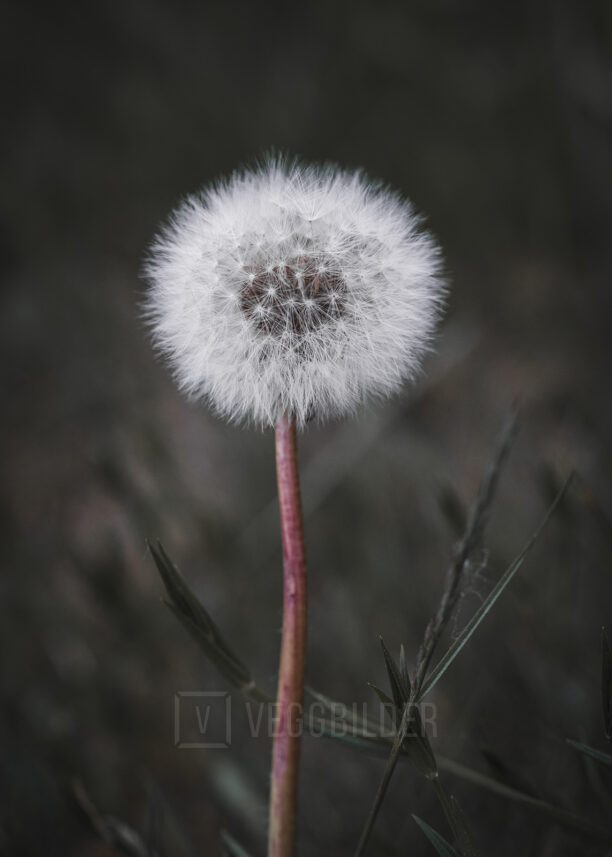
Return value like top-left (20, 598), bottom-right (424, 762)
top-left (144, 159), bottom-right (445, 427)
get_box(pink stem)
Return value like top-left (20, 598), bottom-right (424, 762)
top-left (268, 415), bottom-right (308, 857)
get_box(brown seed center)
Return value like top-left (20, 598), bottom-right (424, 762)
top-left (240, 256), bottom-right (346, 336)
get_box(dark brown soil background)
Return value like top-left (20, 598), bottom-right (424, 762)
top-left (1, 2), bottom-right (611, 855)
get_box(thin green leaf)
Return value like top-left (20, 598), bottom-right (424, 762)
top-left (72, 778), bottom-right (155, 857)
top-left (404, 705), bottom-right (438, 779)
top-left (430, 775), bottom-right (460, 843)
top-left (567, 738), bottom-right (612, 768)
top-left (305, 686), bottom-right (372, 732)
top-left (399, 643), bottom-right (411, 697)
top-left (367, 682), bottom-right (396, 728)
top-left (367, 682), bottom-right (394, 709)
top-left (302, 698), bottom-right (382, 750)
top-left (379, 636), bottom-right (408, 709)
top-left (220, 830), bottom-right (254, 857)
top-left (353, 709), bottom-right (409, 857)
top-left (450, 795), bottom-right (479, 857)
top-left (412, 816), bottom-right (461, 857)
top-left (419, 475), bottom-right (573, 700)
top-left (602, 627), bottom-right (612, 741)
top-left (149, 541), bottom-right (268, 702)
top-left (438, 755), bottom-right (612, 845)
top-left (414, 411), bottom-right (519, 693)
top-left (314, 724), bottom-right (612, 845)
top-left (353, 693), bottom-right (438, 856)
top-left (151, 541), bottom-right (244, 668)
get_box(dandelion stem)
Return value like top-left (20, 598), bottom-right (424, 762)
top-left (269, 415), bottom-right (308, 857)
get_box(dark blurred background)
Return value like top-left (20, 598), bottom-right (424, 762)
top-left (2, 1), bottom-right (612, 855)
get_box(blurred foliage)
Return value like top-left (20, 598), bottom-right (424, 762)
top-left (1, 0), bottom-right (612, 855)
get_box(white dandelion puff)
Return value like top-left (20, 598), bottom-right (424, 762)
top-left (144, 157), bottom-right (446, 427)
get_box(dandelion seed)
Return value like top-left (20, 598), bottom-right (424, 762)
top-left (144, 157), bottom-right (445, 428)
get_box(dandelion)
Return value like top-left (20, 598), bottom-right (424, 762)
top-left (144, 157), bottom-right (446, 857)
top-left (144, 157), bottom-right (444, 428)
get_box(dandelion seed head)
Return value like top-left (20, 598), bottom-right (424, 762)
top-left (144, 157), bottom-right (446, 427)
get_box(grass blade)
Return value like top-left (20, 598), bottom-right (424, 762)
top-left (450, 795), bottom-right (480, 857)
top-left (367, 682), bottom-right (396, 727)
top-left (438, 755), bottom-right (612, 844)
top-left (399, 644), bottom-right (411, 696)
top-left (567, 739), bottom-right (612, 768)
top-left (308, 721), bottom-right (612, 845)
top-left (379, 636), bottom-right (409, 709)
top-left (305, 686), bottom-right (373, 731)
top-left (412, 816), bottom-right (461, 857)
top-left (220, 830), bottom-right (254, 857)
top-left (419, 474), bottom-right (573, 700)
top-left (414, 410), bottom-right (518, 692)
top-left (353, 474), bottom-right (572, 857)
top-left (352, 700), bottom-right (414, 857)
top-left (149, 541), bottom-right (269, 702)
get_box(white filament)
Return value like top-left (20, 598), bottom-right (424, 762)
top-left (144, 158), bottom-right (446, 427)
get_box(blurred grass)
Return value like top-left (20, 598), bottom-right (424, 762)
top-left (1, 1), bottom-right (612, 855)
